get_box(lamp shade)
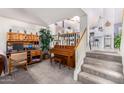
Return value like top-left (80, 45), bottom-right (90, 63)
top-left (105, 21), bottom-right (111, 27)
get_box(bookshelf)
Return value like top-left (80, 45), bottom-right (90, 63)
top-left (7, 32), bottom-right (42, 64)
top-left (7, 32), bottom-right (40, 52)
top-left (52, 32), bottom-right (80, 46)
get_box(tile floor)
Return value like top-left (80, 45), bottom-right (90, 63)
top-left (0, 59), bottom-right (80, 84)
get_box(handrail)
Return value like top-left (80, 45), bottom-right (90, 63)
top-left (75, 27), bottom-right (87, 50)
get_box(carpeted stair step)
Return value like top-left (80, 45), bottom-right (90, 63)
top-left (86, 51), bottom-right (122, 63)
top-left (78, 72), bottom-right (116, 84)
top-left (84, 57), bottom-right (123, 73)
top-left (92, 50), bottom-right (119, 54)
top-left (82, 64), bottom-right (124, 83)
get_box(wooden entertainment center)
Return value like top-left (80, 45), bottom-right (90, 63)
top-left (7, 32), bottom-right (42, 64)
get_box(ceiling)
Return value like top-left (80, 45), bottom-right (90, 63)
top-left (0, 8), bottom-right (122, 28)
top-left (0, 8), bottom-right (86, 26)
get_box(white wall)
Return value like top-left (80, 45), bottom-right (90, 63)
top-left (49, 24), bottom-right (56, 35)
top-left (103, 9), bottom-right (115, 49)
top-left (80, 15), bottom-right (87, 32)
top-left (121, 15), bottom-right (124, 73)
top-left (83, 8), bottom-right (123, 28)
top-left (83, 8), bottom-right (103, 28)
top-left (84, 8), bottom-right (116, 49)
top-left (0, 16), bottom-right (42, 53)
top-left (74, 15), bottom-right (87, 80)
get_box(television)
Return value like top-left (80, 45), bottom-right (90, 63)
top-left (13, 44), bottom-right (24, 51)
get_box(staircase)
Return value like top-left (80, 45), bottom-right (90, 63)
top-left (78, 50), bottom-right (124, 84)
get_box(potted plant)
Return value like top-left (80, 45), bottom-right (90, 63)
top-left (114, 33), bottom-right (121, 49)
top-left (39, 28), bottom-right (53, 59)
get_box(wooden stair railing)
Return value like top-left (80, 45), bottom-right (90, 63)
top-left (75, 27), bottom-right (87, 50)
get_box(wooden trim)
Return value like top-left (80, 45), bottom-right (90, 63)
top-left (123, 9), bottom-right (124, 16)
top-left (0, 56), bottom-right (3, 75)
top-left (75, 27), bottom-right (87, 49)
top-left (121, 9), bottom-right (124, 23)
